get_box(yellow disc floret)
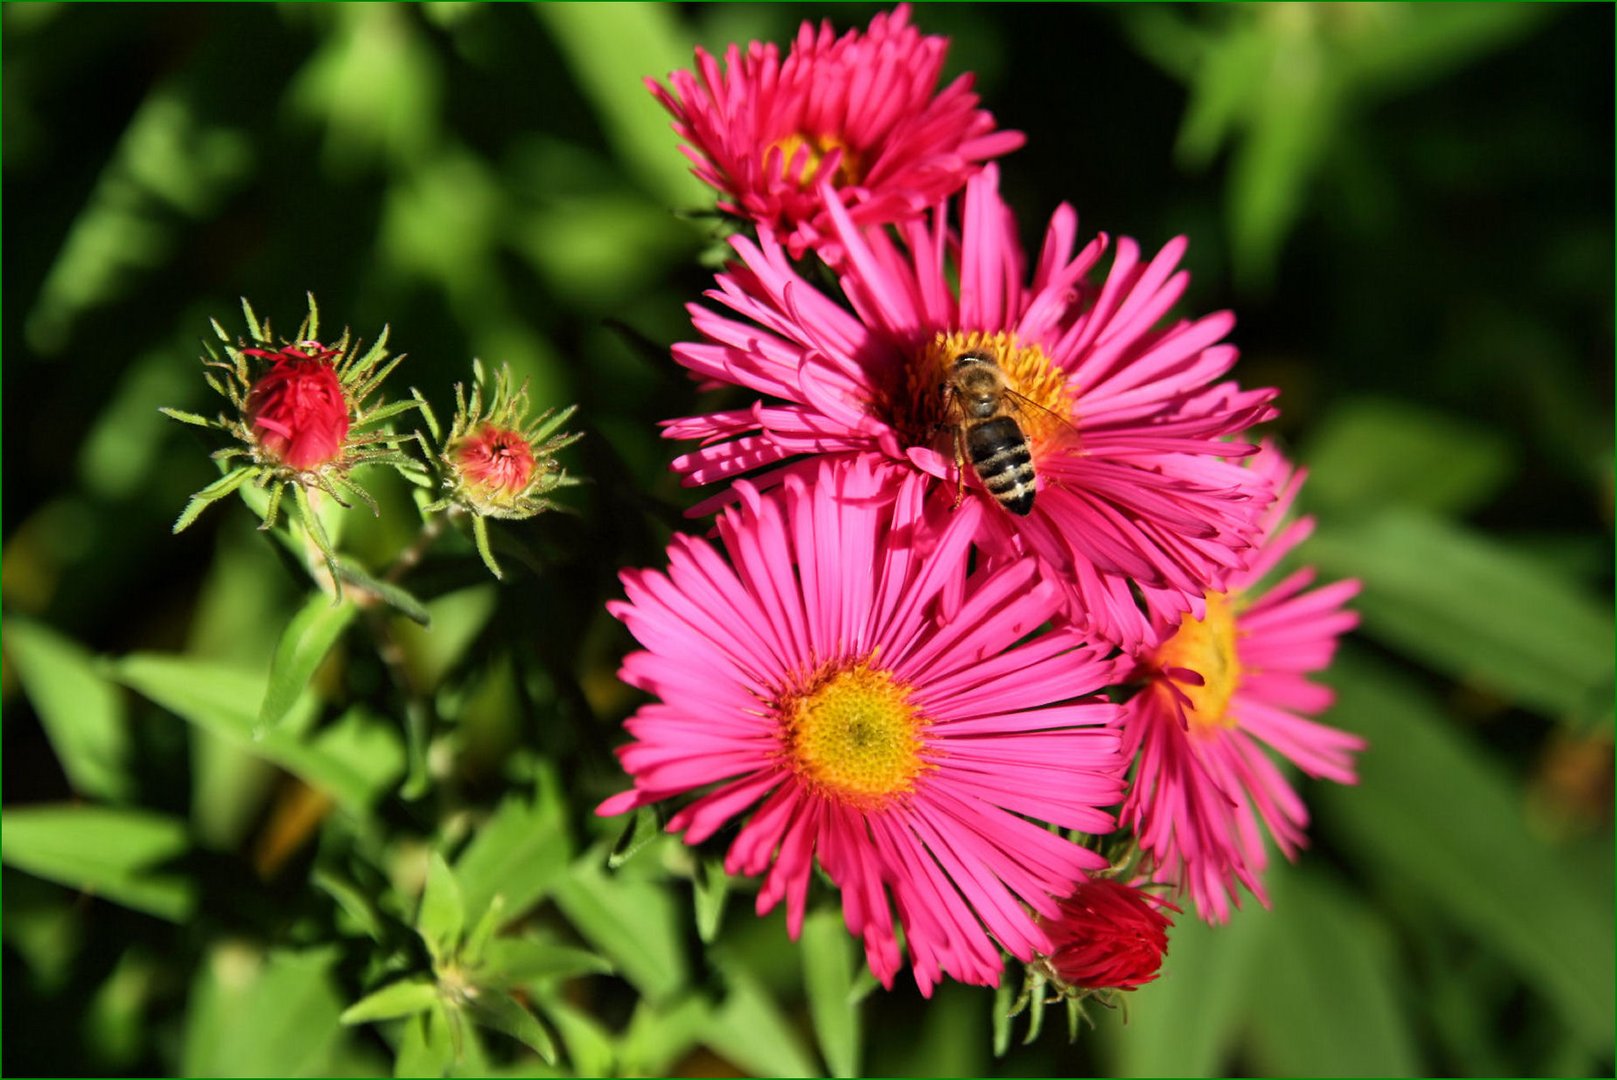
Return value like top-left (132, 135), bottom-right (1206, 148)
top-left (781, 662), bottom-right (928, 805)
top-left (771, 131), bottom-right (863, 187)
top-left (1151, 593), bottom-right (1244, 733)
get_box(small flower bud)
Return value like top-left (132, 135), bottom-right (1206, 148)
top-left (243, 343), bottom-right (350, 470)
top-left (1038, 878), bottom-right (1176, 993)
top-left (448, 424), bottom-right (540, 509)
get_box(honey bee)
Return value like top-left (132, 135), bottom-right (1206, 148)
top-left (941, 350), bottom-right (1041, 516)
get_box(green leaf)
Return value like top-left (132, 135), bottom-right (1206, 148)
top-left (112, 654), bottom-right (401, 813)
top-left (703, 958), bottom-right (820, 1079)
top-left (802, 907), bottom-right (862, 1078)
top-left (607, 805), bottom-right (663, 869)
top-left (182, 945), bottom-right (351, 1078)
top-left (340, 977), bottom-right (440, 1025)
top-left (1318, 651), bottom-right (1615, 1052)
top-left (470, 514), bottom-right (502, 579)
top-left (259, 593), bottom-right (358, 729)
top-left (1, 804), bottom-right (192, 921)
top-left (418, 852), bottom-right (465, 966)
top-left (1103, 895), bottom-right (1271, 1077)
top-left (336, 560), bottom-right (431, 626)
top-left (158, 406), bottom-right (215, 427)
top-left (453, 791), bottom-right (571, 927)
top-left (4, 617), bottom-right (131, 800)
top-left (394, 1004), bottom-right (454, 1079)
top-left (464, 990), bottom-right (557, 1064)
top-left (1302, 397), bottom-right (1514, 517)
top-left (479, 937), bottom-right (613, 984)
top-left (552, 845), bottom-right (688, 1005)
top-left (620, 995), bottom-right (711, 1077)
top-left (1306, 510), bottom-right (1615, 727)
top-left (533, 994), bottom-right (615, 1077)
top-left (174, 465), bottom-right (255, 533)
top-left (1245, 868), bottom-right (1420, 1076)
top-left (692, 855), bottom-right (731, 944)
top-left (535, 3), bottom-right (710, 207)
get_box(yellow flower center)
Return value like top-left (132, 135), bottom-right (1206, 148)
top-left (771, 131), bottom-right (862, 187)
top-left (780, 662), bottom-right (928, 806)
top-left (1151, 593), bottom-right (1244, 732)
top-left (890, 330), bottom-right (1078, 450)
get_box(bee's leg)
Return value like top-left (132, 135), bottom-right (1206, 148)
top-left (951, 425), bottom-right (967, 510)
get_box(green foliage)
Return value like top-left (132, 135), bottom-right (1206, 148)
top-left (2, 4), bottom-right (1609, 1078)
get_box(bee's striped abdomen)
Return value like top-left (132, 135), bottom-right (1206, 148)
top-left (966, 416), bottom-right (1035, 516)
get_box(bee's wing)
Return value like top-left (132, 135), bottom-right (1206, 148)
top-left (1003, 386), bottom-right (1080, 445)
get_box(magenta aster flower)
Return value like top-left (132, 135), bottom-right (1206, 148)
top-left (665, 165), bottom-right (1276, 645)
top-left (1120, 444), bottom-right (1364, 922)
top-left (598, 457), bottom-right (1126, 995)
top-left (650, 4), bottom-right (1022, 257)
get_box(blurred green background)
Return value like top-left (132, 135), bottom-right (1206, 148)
top-left (3, 3), bottom-right (1612, 1077)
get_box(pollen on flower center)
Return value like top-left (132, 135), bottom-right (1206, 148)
top-left (780, 662), bottom-right (927, 805)
top-left (891, 330), bottom-right (1077, 450)
top-left (770, 131), bottom-right (862, 188)
top-left (1152, 593), bottom-right (1243, 732)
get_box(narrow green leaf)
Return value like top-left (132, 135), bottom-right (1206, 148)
top-left (258, 593), bottom-right (357, 730)
top-left (533, 994), bottom-right (615, 1078)
top-left (182, 945), bottom-right (350, 1078)
top-left (4, 617), bottom-right (131, 800)
top-left (607, 805), bottom-right (663, 869)
top-left (991, 978), bottom-right (1014, 1059)
top-left (174, 466), bottom-right (255, 533)
top-left (692, 855), bottom-right (731, 944)
top-left (1302, 397), bottom-right (1514, 517)
top-left (0, 804), bottom-right (193, 921)
top-left (802, 907), bottom-right (862, 1078)
top-left (112, 654), bottom-right (399, 812)
top-left (703, 958), bottom-right (820, 1079)
top-left (465, 990), bottom-right (557, 1063)
top-left (394, 1004), bottom-right (454, 1079)
top-left (158, 406), bottom-right (215, 427)
top-left (340, 977), bottom-right (440, 1025)
top-left (552, 846), bottom-right (688, 1005)
top-left (454, 792), bottom-right (570, 926)
top-left (312, 869), bottom-right (387, 943)
top-left (336, 560), bottom-right (431, 626)
top-left (479, 937), bottom-right (613, 984)
top-left (620, 995), bottom-right (711, 1077)
top-left (470, 514), bottom-right (502, 579)
top-left (535, 3), bottom-right (709, 207)
top-left (1317, 652), bottom-right (1614, 1053)
top-left (418, 853), bottom-right (465, 966)
top-left (294, 484), bottom-right (342, 591)
top-left (1245, 868), bottom-right (1420, 1076)
top-left (1306, 510), bottom-right (1615, 726)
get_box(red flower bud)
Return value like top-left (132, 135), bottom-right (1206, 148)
top-left (244, 343), bottom-right (349, 470)
top-left (451, 424), bottom-right (538, 501)
top-left (1040, 878), bottom-right (1175, 991)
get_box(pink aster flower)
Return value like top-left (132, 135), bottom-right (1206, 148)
top-left (1120, 444), bottom-right (1364, 922)
top-left (664, 165), bottom-right (1277, 646)
top-left (599, 457), bottom-right (1126, 995)
top-left (650, 3), bottom-right (1023, 257)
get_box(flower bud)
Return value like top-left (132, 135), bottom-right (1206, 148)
top-left (447, 423), bottom-right (540, 510)
top-left (1038, 878), bottom-right (1175, 992)
top-left (243, 343), bottom-right (350, 470)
